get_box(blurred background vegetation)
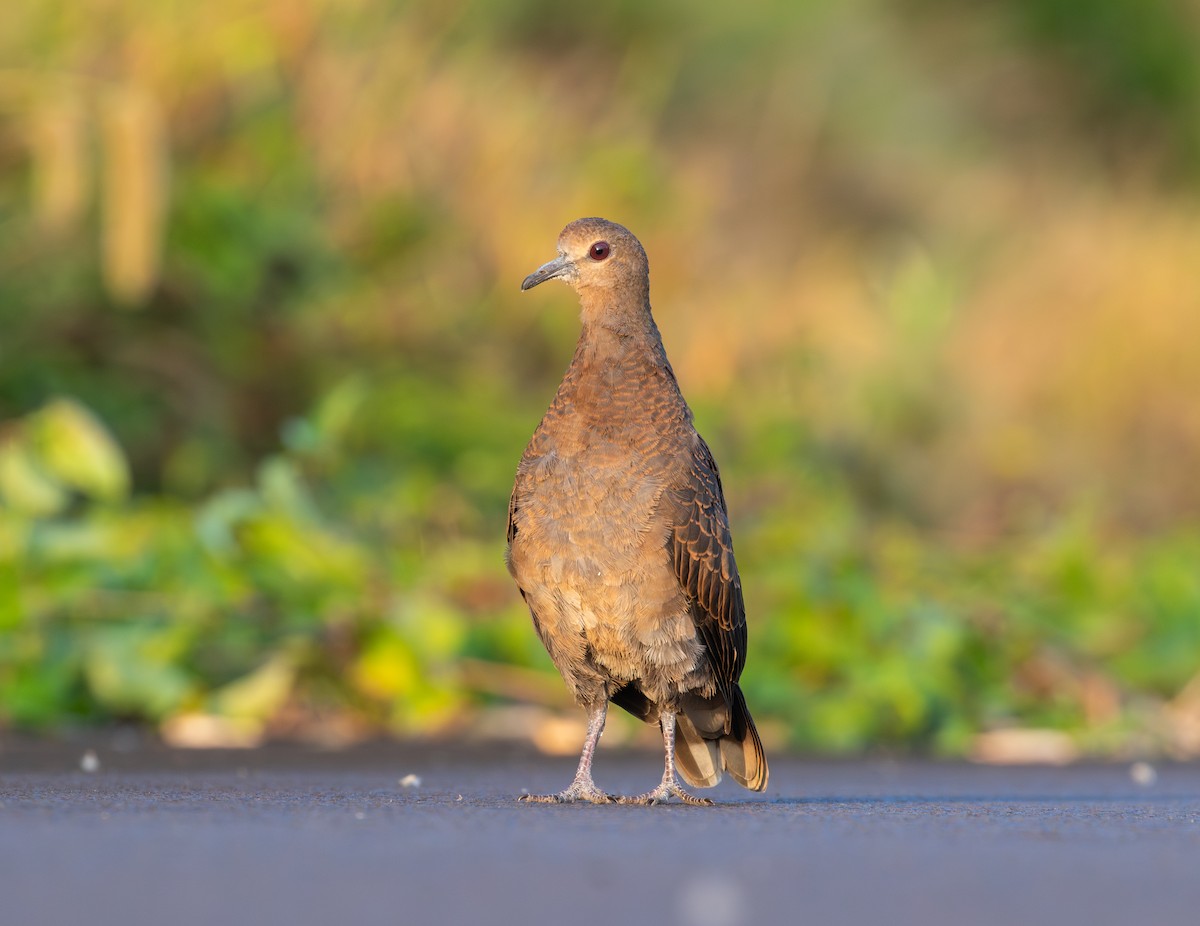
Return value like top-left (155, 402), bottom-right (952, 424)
top-left (3, 0), bottom-right (1200, 762)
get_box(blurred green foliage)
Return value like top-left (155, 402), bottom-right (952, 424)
top-left (3, 0), bottom-right (1200, 757)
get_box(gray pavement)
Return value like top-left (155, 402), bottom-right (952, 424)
top-left (1, 739), bottom-right (1198, 926)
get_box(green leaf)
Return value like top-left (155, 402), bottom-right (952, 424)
top-left (83, 627), bottom-right (193, 719)
top-left (210, 651), bottom-right (297, 720)
top-left (0, 439), bottom-right (68, 516)
top-left (30, 399), bottom-right (131, 502)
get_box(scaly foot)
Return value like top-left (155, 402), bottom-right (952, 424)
top-left (619, 782), bottom-right (714, 806)
top-left (519, 781), bottom-right (615, 804)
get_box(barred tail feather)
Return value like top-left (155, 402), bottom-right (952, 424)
top-left (674, 712), bottom-right (723, 788)
top-left (675, 686), bottom-right (768, 792)
top-left (721, 686), bottom-right (768, 791)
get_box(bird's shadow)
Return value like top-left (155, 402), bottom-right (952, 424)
top-left (735, 792), bottom-right (1199, 806)
top-left (498, 791), bottom-right (1198, 810)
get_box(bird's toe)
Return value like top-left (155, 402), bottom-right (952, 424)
top-left (619, 783), bottom-right (714, 806)
top-left (519, 784), bottom-right (615, 805)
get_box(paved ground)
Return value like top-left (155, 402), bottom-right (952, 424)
top-left (2, 738), bottom-right (1198, 926)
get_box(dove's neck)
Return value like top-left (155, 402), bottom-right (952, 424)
top-left (576, 284), bottom-right (664, 364)
top-left (561, 293), bottom-right (686, 425)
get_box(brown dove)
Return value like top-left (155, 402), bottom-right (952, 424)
top-left (507, 217), bottom-right (768, 805)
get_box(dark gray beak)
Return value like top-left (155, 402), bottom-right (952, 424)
top-left (521, 255), bottom-right (573, 291)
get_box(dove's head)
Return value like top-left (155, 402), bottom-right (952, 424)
top-left (521, 218), bottom-right (649, 301)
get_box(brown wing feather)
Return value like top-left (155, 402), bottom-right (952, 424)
top-left (669, 436), bottom-right (747, 706)
top-left (506, 485), bottom-right (519, 548)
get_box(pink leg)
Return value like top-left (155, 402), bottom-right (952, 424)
top-left (519, 702), bottom-right (614, 804)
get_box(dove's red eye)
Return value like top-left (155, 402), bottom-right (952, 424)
top-left (589, 241), bottom-right (610, 261)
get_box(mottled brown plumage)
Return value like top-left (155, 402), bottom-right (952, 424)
top-left (507, 218), bottom-right (768, 805)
